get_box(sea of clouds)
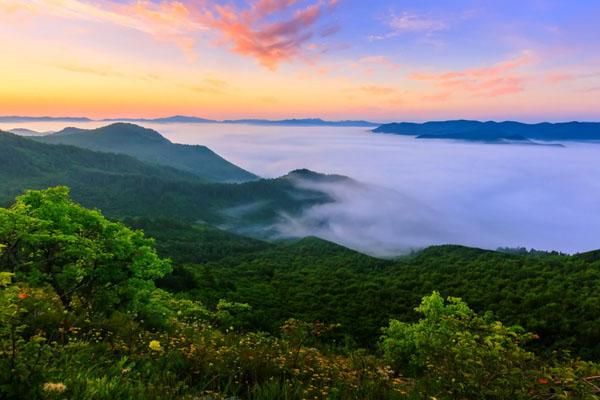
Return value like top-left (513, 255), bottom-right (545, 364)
top-left (153, 122), bottom-right (600, 256)
top-left (4, 121), bottom-right (600, 256)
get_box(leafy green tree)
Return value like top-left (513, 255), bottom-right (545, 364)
top-left (381, 292), bottom-right (540, 399)
top-left (0, 187), bottom-right (171, 319)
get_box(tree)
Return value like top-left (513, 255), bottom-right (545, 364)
top-left (380, 292), bottom-right (538, 399)
top-left (0, 187), bottom-right (171, 318)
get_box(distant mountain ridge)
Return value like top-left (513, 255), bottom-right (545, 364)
top-left (103, 115), bottom-right (216, 124)
top-left (373, 120), bottom-right (600, 142)
top-left (0, 116), bottom-right (91, 122)
top-left (103, 116), bottom-right (379, 127)
top-left (8, 128), bottom-right (52, 137)
top-left (1, 115), bottom-right (378, 127)
top-left (36, 123), bottom-right (257, 183)
top-left (0, 130), bottom-right (342, 232)
top-left (221, 118), bottom-right (379, 127)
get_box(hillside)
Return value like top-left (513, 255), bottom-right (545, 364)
top-left (0, 131), bottom-right (337, 231)
top-left (373, 120), bottom-right (600, 142)
top-left (3, 188), bottom-right (596, 399)
top-left (148, 220), bottom-right (600, 359)
top-left (36, 123), bottom-right (257, 183)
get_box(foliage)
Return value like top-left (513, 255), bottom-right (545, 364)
top-left (146, 221), bottom-right (600, 358)
top-left (381, 292), bottom-right (599, 399)
top-left (0, 131), bottom-right (334, 228)
top-left (0, 187), bottom-right (171, 323)
top-left (0, 188), bottom-right (599, 399)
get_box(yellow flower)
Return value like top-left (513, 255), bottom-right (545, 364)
top-left (149, 340), bottom-right (163, 352)
top-left (43, 382), bottom-right (66, 393)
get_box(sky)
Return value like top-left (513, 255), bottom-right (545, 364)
top-left (1, 0), bottom-right (600, 121)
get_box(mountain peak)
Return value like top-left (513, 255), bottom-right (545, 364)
top-left (38, 123), bottom-right (257, 183)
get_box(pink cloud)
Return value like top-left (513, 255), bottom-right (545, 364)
top-left (545, 72), bottom-right (573, 83)
top-left (352, 55), bottom-right (401, 76)
top-left (113, 0), bottom-right (205, 57)
top-left (411, 52), bottom-right (537, 98)
top-left (1, 0), bottom-right (206, 58)
top-left (2, 0), bottom-right (338, 67)
top-left (200, 0), bottom-right (333, 69)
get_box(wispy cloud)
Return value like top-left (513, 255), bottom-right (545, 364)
top-left (199, 0), bottom-right (338, 69)
top-left (370, 12), bottom-right (447, 41)
top-left (347, 85), bottom-right (398, 96)
top-left (1, 0), bottom-right (206, 58)
top-left (181, 78), bottom-right (230, 95)
top-left (545, 72), bottom-right (572, 83)
top-left (411, 51), bottom-right (537, 98)
top-left (351, 55), bottom-right (401, 76)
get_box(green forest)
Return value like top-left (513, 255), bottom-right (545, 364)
top-left (1, 127), bottom-right (600, 399)
top-left (1, 188), bottom-right (599, 399)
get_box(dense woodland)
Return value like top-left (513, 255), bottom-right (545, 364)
top-left (1, 127), bottom-right (600, 399)
top-left (2, 189), bottom-right (599, 399)
top-left (131, 218), bottom-right (600, 359)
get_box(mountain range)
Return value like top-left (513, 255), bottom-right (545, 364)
top-left (373, 120), bottom-right (600, 143)
top-left (0, 126), bottom-right (343, 234)
top-left (0, 116), bottom-right (91, 122)
top-left (1, 115), bottom-right (379, 127)
top-left (1, 121), bottom-right (600, 364)
top-left (35, 123), bottom-right (257, 183)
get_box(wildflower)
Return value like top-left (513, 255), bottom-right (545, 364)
top-left (149, 340), bottom-right (163, 352)
top-left (43, 382), bottom-right (66, 393)
top-left (538, 377), bottom-right (549, 385)
top-left (18, 293), bottom-right (29, 300)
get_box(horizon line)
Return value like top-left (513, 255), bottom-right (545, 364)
top-left (2, 115), bottom-right (600, 125)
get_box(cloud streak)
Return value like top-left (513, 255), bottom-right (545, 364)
top-left (1, 0), bottom-right (206, 57)
top-left (200, 0), bottom-right (335, 69)
top-left (411, 51), bottom-right (537, 98)
top-left (370, 12), bottom-right (447, 41)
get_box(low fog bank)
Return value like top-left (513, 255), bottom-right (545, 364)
top-left (275, 177), bottom-right (458, 257)
top-left (4, 121), bottom-right (600, 256)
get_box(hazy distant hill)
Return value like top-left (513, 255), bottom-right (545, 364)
top-left (36, 123), bottom-right (257, 183)
top-left (103, 115), bottom-right (217, 124)
top-left (0, 130), bottom-right (337, 230)
top-left (8, 128), bottom-right (51, 137)
top-left (373, 120), bottom-right (600, 142)
top-left (0, 116), bottom-right (91, 122)
top-left (222, 118), bottom-right (379, 127)
top-left (101, 116), bottom-right (379, 126)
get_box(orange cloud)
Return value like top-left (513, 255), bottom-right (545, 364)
top-left (200, 0), bottom-right (332, 69)
top-left (353, 85), bottom-right (398, 96)
top-left (1, 0), bottom-right (205, 58)
top-left (411, 51), bottom-right (537, 98)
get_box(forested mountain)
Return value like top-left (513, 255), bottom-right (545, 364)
top-left (374, 120), bottom-right (600, 142)
top-left (36, 123), bottom-right (257, 183)
top-left (1, 128), bottom-right (600, 399)
top-left (0, 131), bottom-right (336, 230)
top-left (139, 219), bottom-right (600, 359)
top-left (1, 190), bottom-right (598, 399)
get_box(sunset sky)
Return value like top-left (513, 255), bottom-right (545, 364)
top-left (1, 0), bottom-right (599, 121)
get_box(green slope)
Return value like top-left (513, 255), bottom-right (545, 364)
top-left (36, 123), bottom-right (258, 183)
top-left (149, 220), bottom-right (600, 358)
top-left (0, 131), bottom-right (334, 229)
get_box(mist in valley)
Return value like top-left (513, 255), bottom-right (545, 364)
top-left (4, 121), bottom-right (600, 256)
